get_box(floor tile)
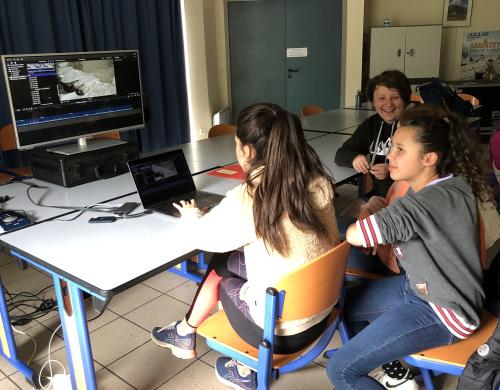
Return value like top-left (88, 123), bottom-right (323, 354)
top-left (96, 368), bottom-right (136, 390)
top-left (0, 323), bottom-right (65, 376)
top-left (142, 270), bottom-right (187, 293)
top-left (89, 317), bottom-right (149, 366)
top-left (156, 360), bottom-right (222, 390)
top-left (166, 280), bottom-right (198, 305)
top-left (107, 340), bottom-right (195, 389)
top-left (271, 362), bottom-right (331, 389)
top-left (0, 250), bottom-right (15, 266)
top-left (107, 283), bottom-right (162, 316)
top-left (4, 271), bottom-right (53, 298)
top-left (0, 262), bottom-right (39, 285)
top-left (123, 294), bottom-right (190, 332)
top-left (0, 368), bottom-right (5, 380)
top-left (0, 376), bottom-right (20, 390)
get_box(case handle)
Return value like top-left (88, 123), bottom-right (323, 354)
top-left (93, 163), bottom-right (118, 179)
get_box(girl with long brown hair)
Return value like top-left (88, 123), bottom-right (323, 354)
top-left (151, 103), bottom-right (339, 389)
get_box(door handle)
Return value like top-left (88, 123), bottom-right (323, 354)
top-left (406, 48), bottom-right (415, 56)
top-left (397, 49), bottom-right (402, 57)
top-left (287, 68), bottom-right (299, 73)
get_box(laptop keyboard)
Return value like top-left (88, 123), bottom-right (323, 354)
top-left (154, 191), bottom-right (223, 216)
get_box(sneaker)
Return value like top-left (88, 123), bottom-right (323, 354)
top-left (369, 360), bottom-right (418, 390)
top-left (151, 321), bottom-right (197, 359)
top-left (215, 357), bottom-right (257, 390)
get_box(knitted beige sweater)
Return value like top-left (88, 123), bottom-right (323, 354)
top-left (179, 175), bottom-right (340, 335)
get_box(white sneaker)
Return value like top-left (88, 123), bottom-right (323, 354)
top-left (369, 366), bottom-right (419, 390)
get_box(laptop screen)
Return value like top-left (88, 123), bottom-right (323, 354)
top-left (128, 149), bottom-right (196, 208)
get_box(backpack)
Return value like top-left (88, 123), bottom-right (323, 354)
top-left (457, 254), bottom-right (500, 390)
top-left (418, 78), bottom-right (473, 117)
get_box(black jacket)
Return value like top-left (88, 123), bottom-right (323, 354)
top-left (335, 114), bottom-right (395, 197)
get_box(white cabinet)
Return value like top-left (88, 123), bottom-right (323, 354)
top-left (369, 25), bottom-right (442, 78)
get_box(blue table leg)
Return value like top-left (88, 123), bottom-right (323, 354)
top-left (53, 276), bottom-right (97, 390)
top-left (0, 276), bottom-right (37, 386)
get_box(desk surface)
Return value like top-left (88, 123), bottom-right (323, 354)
top-left (1, 174), bottom-right (137, 228)
top-left (301, 108), bottom-right (373, 133)
top-left (307, 133), bottom-right (358, 185)
top-left (1, 192), bottom-right (198, 295)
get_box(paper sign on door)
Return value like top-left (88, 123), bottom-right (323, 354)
top-left (286, 47), bottom-right (308, 58)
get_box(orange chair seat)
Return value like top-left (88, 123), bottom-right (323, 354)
top-left (198, 307), bottom-right (340, 369)
top-left (409, 311), bottom-right (498, 369)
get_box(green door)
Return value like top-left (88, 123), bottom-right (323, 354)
top-left (228, 0), bottom-right (342, 118)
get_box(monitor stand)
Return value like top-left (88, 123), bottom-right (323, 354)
top-left (46, 137), bottom-right (126, 156)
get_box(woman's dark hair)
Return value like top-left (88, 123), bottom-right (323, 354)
top-left (399, 105), bottom-right (493, 202)
top-left (366, 70), bottom-right (412, 105)
top-left (236, 103), bottom-right (333, 256)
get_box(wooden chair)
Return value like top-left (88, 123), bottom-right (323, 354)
top-left (458, 93), bottom-right (480, 108)
top-left (404, 311), bottom-right (498, 390)
top-left (0, 124), bottom-right (32, 179)
top-left (410, 92), bottom-right (424, 104)
top-left (197, 241), bottom-right (350, 390)
top-left (208, 124), bottom-right (236, 138)
top-left (301, 105), bottom-right (325, 117)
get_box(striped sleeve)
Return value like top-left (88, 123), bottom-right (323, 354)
top-left (355, 215), bottom-right (384, 248)
top-left (429, 302), bottom-right (478, 339)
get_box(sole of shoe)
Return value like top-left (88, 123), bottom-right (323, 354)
top-left (150, 333), bottom-right (197, 359)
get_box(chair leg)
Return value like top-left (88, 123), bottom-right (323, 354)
top-left (419, 368), bottom-right (436, 390)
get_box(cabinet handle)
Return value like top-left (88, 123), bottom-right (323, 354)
top-left (407, 48), bottom-right (415, 56)
top-left (397, 49), bottom-right (402, 57)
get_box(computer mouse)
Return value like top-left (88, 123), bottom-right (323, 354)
top-left (2, 215), bottom-right (18, 223)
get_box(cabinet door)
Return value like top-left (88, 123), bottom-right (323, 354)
top-left (369, 27), bottom-right (405, 78)
top-left (404, 25), bottom-right (442, 78)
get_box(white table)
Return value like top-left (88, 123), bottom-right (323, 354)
top-left (1, 174), bottom-right (137, 231)
top-left (301, 108), bottom-right (373, 133)
top-left (307, 133), bottom-right (359, 185)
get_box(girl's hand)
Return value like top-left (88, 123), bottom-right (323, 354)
top-left (173, 199), bottom-right (204, 218)
top-left (352, 155), bottom-right (370, 174)
top-left (370, 163), bottom-right (389, 179)
top-left (366, 195), bottom-right (387, 214)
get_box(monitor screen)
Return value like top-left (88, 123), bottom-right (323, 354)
top-left (1, 50), bottom-right (144, 151)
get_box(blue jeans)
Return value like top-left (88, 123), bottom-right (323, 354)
top-left (326, 275), bottom-right (458, 389)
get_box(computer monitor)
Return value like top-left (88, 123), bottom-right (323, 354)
top-left (1, 50), bottom-right (145, 155)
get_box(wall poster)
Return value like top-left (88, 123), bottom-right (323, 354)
top-left (460, 30), bottom-right (500, 80)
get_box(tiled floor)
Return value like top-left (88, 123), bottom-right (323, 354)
top-left (0, 184), bottom-right (457, 389)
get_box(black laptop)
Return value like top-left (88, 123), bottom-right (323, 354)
top-left (128, 149), bottom-right (224, 217)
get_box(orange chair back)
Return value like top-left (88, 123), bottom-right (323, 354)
top-left (0, 124), bottom-right (17, 151)
top-left (301, 105), bottom-right (324, 117)
top-left (274, 240), bottom-right (350, 320)
top-left (458, 93), bottom-right (480, 106)
top-left (410, 92), bottom-right (424, 104)
top-left (208, 124), bottom-right (236, 138)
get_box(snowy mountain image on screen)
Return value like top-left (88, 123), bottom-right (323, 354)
top-left (56, 59), bottom-right (117, 101)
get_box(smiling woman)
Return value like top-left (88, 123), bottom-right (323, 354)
top-left (335, 70), bottom-right (412, 197)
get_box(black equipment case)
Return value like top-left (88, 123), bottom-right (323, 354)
top-left (29, 143), bottom-right (139, 187)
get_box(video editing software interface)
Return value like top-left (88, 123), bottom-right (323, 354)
top-left (3, 51), bottom-right (144, 148)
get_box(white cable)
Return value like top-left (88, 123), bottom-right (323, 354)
top-left (11, 325), bottom-right (37, 364)
top-left (38, 323), bottom-right (67, 390)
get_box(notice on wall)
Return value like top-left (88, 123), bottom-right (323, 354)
top-left (286, 47), bottom-right (308, 58)
top-left (460, 30), bottom-right (500, 80)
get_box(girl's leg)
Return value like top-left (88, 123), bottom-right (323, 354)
top-left (151, 252), bottom-right (233, 358)
top-left (327, 277), bottom-right (456, 389)
top-left (183, 252), bottom-right (233, 328)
